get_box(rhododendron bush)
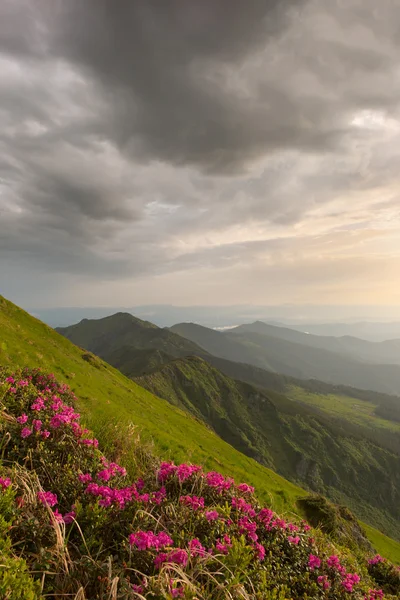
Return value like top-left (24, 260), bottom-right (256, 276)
top-left (0, 368), bottom-right (399, 599)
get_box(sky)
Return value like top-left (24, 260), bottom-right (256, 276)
top-left (1, 0), bottom-right (400, 312)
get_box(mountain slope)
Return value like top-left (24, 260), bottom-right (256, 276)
top-left (0, 295), bottom-right (308, 516)
top-left (232, 321), bottom-right (400, 365)
top-left (57, 312), bottom-right (208, 360)
top-left (135, 355), bottom-right (400, 539)
top-left (170, 322), bottom-right (400, 395)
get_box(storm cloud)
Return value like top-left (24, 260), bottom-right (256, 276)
top-left (1, 0), bottom-right (400, 308)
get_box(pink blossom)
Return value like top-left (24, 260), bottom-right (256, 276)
top-left (368, 555), bottom-right (385, 565)
top-left (215, 535), bottom-right (232, 555)
top-left (0, 477), bottom-right (11, 490)
top-left (41, 430), bottom-right (50, 439)
top-left (188, 538), bottom-right (206, 557)
top-left (237, 483), bottom-right (255, 494)
top-left (255, 542), bottom-right (265, 561)
top-left (5, 376), bottom-right (15, 383)
top-left (287, 536), bottom-right (300, 545)
top-left (32, 419), bottom-right (42, 431)
top-left (63, 511), bottom-right (76, 524)
top-left (342, 573), bottom-right (361, 593)
top-left (16, 414), bottom-right (28, 424)
top-left (205, 471), bottom-right (234, 492)
top-left (317, 575), bottom-right (331, 590)
top-left (52, 508), bottom-right (64, 523)
top-left (327, 555), bottom-right (341, 569)
top-left (180, 495), bottom-right (204, 510)
top-left (78, 473), bottom-right (92, 484)
top-left (31, 397), bottom-right (46, 411)
top-left (21, 427), bottom-right (32, 438)
top-left (205, 510), bottom-right (219, 521)
top-left (37, 491), bottom-right (58, 507)
top-left (308, 554), bottom-right (321, 570)
top-left (131, 584), bottom-right (144, 594)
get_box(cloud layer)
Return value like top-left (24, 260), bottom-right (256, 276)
top-left (1, 0), bottom-right (400, 308)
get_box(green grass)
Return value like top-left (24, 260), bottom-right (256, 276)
top-left (287, 385), bottom-right (400, 434)
top-left (361, 523), bottom-right (400, 565)
top-left (1, 295), bottom-right (400, 564)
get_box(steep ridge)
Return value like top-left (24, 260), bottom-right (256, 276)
top-left (232, 321), bottom-right (400, 365)
top-left (57, 312), bottom-right (207, 359)
top-left (170, 322), bottom-right (400, 395)
top-left (134, 356), bottom-right (400, 539)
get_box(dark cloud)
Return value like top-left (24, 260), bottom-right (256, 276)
top-left (1, 0), bottom-right (400, 307)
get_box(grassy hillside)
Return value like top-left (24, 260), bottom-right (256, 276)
top-left (134, 356), bottom-right (400, 540)
top-left (2, 368), bottom-right (399, 598)
top-left (57, 312), bottom-right (207, 361)
top-left (170, 322), bottom-right (400, 395)
top-left (0, 297), bottom-right (306, 516)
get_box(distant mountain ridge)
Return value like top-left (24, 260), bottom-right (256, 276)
top-left (170, 322), bottom-right (400, 396)
top-left (230, 321), bottom-right (400, 365)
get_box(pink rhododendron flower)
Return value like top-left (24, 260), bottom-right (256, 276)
top-left (364, 590), bottom-right (384, 600)
top-left (215, 535), bottom-right (232, 555)
top-left (52, 509), bottom-right (64, 523)
top-left (0, 477), bottom-right (11, 490)
top-left (308, 554), bottom-right (321, 570)
top-left (63, 511), bottom-right (76, 524)
top-left (21, 427), bottom-right (32, 438)
top-left (205, 471), bottom-right (234, 492)
top-left (32, 419), bottom-right (42, 431)
top-left (180, 495), bottom-right (204, 510)
top-left (255, 542), bottom-right (265, 561)
top-left (16, 414), bottom-right (28, 424)
top-left (78, 473), bottom-right (92, 483)
top-left (317, 575), bottom-right (331, 590)
top-left (287, 536), bottom-right (300, 545)
top-left (342, 573), bottom-right (361, 593)
top-left (5, 376), bottom-right (15, 383)
top-left (237, 483), bottom-right (254, 494)
top-left (188, 538), bottom-right (206, 557)
top-left (368, 555), bottom-right (385, 565)
top-left (41, 430), bottom-right (50, 439)
top-left (327, 555), bottom-right (341, 569)
top-left (205, 510), bottom-right (219, 521)
top-left (132, 584), bottom-right (144, 594)
top-left (37, 491), bottom-right (58, 507)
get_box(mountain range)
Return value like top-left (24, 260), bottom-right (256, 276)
top-left (56, 311), bottom-right (400, 540)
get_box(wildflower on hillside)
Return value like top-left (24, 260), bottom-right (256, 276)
top-left (255, 542), bottom-right (266, 561)
top-left (188, 538), bottom-right (206, 557)
top-left (308, 554), bottom-right (321, 570)
top-left (32, 419), bottom-right (42, 431)
top-left (21, 427), bottom-right (32, 438)
top-left (37, 491), bottom-right (58, 507)
top-left (180, 495), bottom-right (204, 510)
top-left (342, 573), bottom-right (361, 593)
top-left (287, 536), bottom-right (301, 545)
top-left (205, 510), bottom-right (219, 521)
top-left (368, 555), bottom-right (385, 565)
top-left (317, 575), bottom-right (331, 590)
top-left (41, 430), bottom-right (50, 439)
top-left (0, 477), bottom-right (11, 490)
top-left (237, 483), bottom-right (255, 494)
top-left (16, 414), bottom-right (28, 424)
